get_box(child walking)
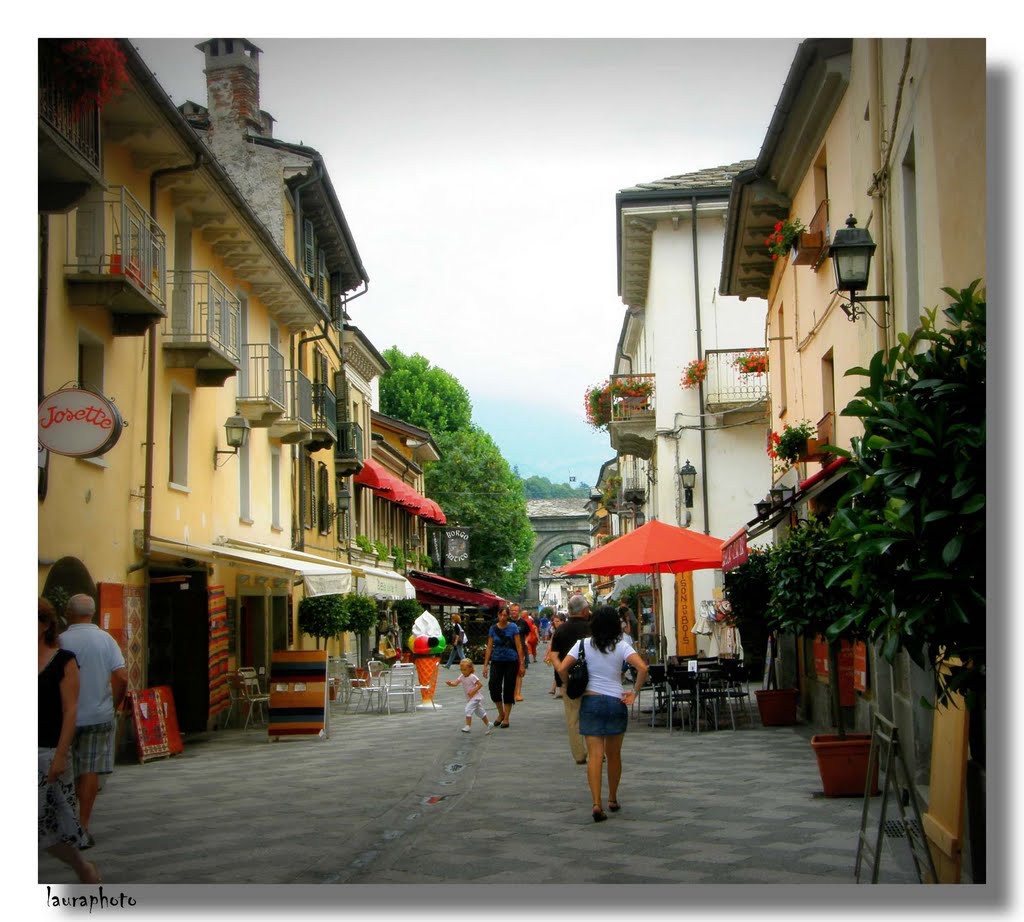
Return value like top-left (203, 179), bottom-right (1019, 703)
top-left (445, 659), bottom-right (492, 734)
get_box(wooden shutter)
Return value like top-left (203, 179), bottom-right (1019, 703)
top-left (303, 219), bottom-right (315, 277)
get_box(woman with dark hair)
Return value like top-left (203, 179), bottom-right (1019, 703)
top-left (557, 604), bottom-right (647, 822)
top-left (482, 605), bottom-right (524, 728)
top-left (38, 597), bottom-right (101, 883)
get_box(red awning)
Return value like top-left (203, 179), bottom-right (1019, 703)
top-left (353, 459), bottom-right (447, 523)
top-left (406, 570), bottom-right (505, 608)
top-left (353, 458), bottom-right (393, 491)
top-left (721, 527), bottom-right (749, 572)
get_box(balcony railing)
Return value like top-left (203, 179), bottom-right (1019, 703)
top-left (305, 382), bottom-right (339, 453)
top-left (268, 369), bottom-right (314, 444)
top-left (287, 370), bottom-right (314, 428)
top-left (609, 373), bottom-right (656, 422)
top-left (38, 40), bottom-right (103, 211)
top-left (238, 343), bottom-right (285, 408)
top-left (336, 421), bottom-right (363, 461)
top-left (164, 270), bottom-right (241, 364)
top-left (65, 185), bottom-right (167, 310)
top-left (702, 349), bottom-right (769, 411)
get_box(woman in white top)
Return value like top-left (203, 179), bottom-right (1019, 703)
top-left (558, 605), bottom-right (648, 822)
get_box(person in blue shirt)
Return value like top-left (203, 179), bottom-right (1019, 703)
top-left (481, 605), bottom-right (524, 728)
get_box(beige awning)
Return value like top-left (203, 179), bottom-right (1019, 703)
top-left (149, 537), bottom-right (355, 596)
top-left (355, 564), bottom-right (417, 600)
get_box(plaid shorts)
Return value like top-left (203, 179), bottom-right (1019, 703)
top-left (73, 720), bottom-right (116, 775)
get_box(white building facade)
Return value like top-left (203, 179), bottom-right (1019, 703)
top-left (609, 165), bottom-right (771, 658)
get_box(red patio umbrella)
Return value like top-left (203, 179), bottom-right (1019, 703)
top-left (555, 519), bottom-right (724, 660)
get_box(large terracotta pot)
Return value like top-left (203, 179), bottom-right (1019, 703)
top-left (810, 733), bottom-right (879, 797)
top-left (755, 688), bottom-right (799, 726)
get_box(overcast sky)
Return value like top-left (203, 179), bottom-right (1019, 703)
top-left (129, 35), bottom-right (802, 487)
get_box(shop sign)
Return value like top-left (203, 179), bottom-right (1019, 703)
top-left (721, 529), bottom-right (748, 571)
top-left (38, 388), bottom-right (124, 458)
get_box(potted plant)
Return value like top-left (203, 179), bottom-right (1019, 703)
top-left (827, 282), bottom-right (985, 846)
top-left (297, 594), bottom-right (350, 651)
top-left (733, 351), bottom-right (768, 376)
top-left (722, 546), bottom-right (794, 722)
top-left (681, 359), bottom-right (707, 389)
top-left (609, 376), bottom-right (654, 410)
top-left (391, 546), bottom-right (405, 570)
top-left (768, 420), bottom-right (824, 471)
top-left (355, 534), bottom-right (374, 556)
top-left (372, 539), bottom-right (389, 562)
top-left (42, 38), bottom-right (130, 113)
top-left (766, 518), bottom-right (876, 796)
top-left (765, 217), bottom-right (806, 262)
top-left (584, 381), bottom-right (612, 430)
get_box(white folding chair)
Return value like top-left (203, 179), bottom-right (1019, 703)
top-left (238, 668), bottom-right (270, 730)
top-left (383, 665), bottom-right (417, 714)
top-left (352, 660), bottom-right (387, 712)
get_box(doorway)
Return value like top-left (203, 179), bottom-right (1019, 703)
top-left (147, 567), bottom-right (209, 733)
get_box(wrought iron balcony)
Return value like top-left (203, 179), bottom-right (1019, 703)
top-left (163, 270), bottom-right (241, 387)
top-left (608, 373), bottom-right (656, 461)
top-left (335, 421), bottom-right (364, 476)
top-left (64, 185), bottom-right (167, 335)
top-left (306, 382), bottom-right (338, 452)
top-left (236, 343), bottom-right (286, 426)
top-left (38, 40), bottom-right (103, 212)
top-left (702, 349), bottom-right (769, 413)
top-left (268, 369), bottom-right (313, 444)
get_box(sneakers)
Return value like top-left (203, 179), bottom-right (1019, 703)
top-left (80, 831), bottom-right (95, 850)
top-left (460, 726), bottom-right (471, 733)
top-left (485, 725), bottom-right (493, 735)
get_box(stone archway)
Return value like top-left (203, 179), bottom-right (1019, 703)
top-left (523, 499), bottom-right (591, 609)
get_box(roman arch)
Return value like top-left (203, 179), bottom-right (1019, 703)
top-left (523, 498), bottom-right (591, 609)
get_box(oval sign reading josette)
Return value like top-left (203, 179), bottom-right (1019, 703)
top-left (38, 388), bottom-right (124, 458)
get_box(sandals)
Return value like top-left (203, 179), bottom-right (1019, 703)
top-left (608, 800), bottom-right (621, 812)
top-left (592, 805), bottom-right (607, 823)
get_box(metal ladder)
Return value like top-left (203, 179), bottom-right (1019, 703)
top-left (855, 713), bottom-right (938, 884)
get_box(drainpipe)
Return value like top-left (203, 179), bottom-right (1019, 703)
top-left (690, 197), bottom-right (710, 534)
top-left (128, 155), bottom-right (204, 576)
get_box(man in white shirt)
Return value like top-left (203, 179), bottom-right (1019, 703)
top-left (59, 593), bottom-right (128, 849)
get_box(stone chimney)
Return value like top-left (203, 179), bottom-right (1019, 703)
top-left (195, 39), bottom-right (266, 141)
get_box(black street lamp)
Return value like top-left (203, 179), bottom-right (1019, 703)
top-left (679, 460), bottom-right (697, 509)
top-left (213, 414), bottom-right (251, 467)
top-left (829, 214), bottom-right (890, 321)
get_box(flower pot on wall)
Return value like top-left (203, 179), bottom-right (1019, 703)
top-left (810, 734), bottom-right (879, 797)
top-left (796, 437), bottom-right (829, 463)
top-left (755, 688), bottom-right (799, 726)
top-left (791, 231), bottom-right (825, 266)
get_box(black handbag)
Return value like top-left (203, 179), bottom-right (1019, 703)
top-left (565, 640), bottom-right (589, 700)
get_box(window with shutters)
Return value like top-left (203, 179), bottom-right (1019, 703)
top-left (304, 455), bottom-right (316, 529)
top-left (317, 249), bottom-right (329, 303)
top-left (303, 219), bottom-right (315, 278)
top-left (318, 462), bottom-right (331, 534)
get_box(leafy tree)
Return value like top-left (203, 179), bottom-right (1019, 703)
top-left (722, 546), bottom-right (775, 682)
top-left (379, 348), bottom-right (472, 435)
top-left (827, 281), bottom-right (986, 711)
top-left (428, 426), bottom-right (534, 599)
top-left (392, 598), bottom-right (423, 639)
top-left (521, 474), bottom-right (591, 499)
top-left (766, 518), bottom-right (860, 736)
top-left (297, 594), bottom-right (349, 649)
top-left (342, 592), bottom-right (379, 636)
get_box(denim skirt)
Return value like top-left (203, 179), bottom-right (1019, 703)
top-left (579, 693), bottom-right (628, 737)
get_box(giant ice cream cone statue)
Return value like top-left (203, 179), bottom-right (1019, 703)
top-left (408, 611), bottom-right (446, 709)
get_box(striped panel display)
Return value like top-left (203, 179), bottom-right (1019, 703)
top-left (207, 586), bottom-right (230, 721)
top-left (267, 650), bottom-right (328, 739)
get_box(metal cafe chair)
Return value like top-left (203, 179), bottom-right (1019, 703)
top-left (633, 663), bottom-right (668, 727)
top-left (237, 667), bottom-right (270, 730)
top-left (666, 665), bottom-right (697, 733)
top-left (716, 657), bottom-right (754, 728)
top-left (382, 665), bottom-right (417, 714)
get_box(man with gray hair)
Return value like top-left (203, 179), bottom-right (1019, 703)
top-left (59, 593), bottom-right (128, 849)
top-left (547, 593), bottom-right (592, 764)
